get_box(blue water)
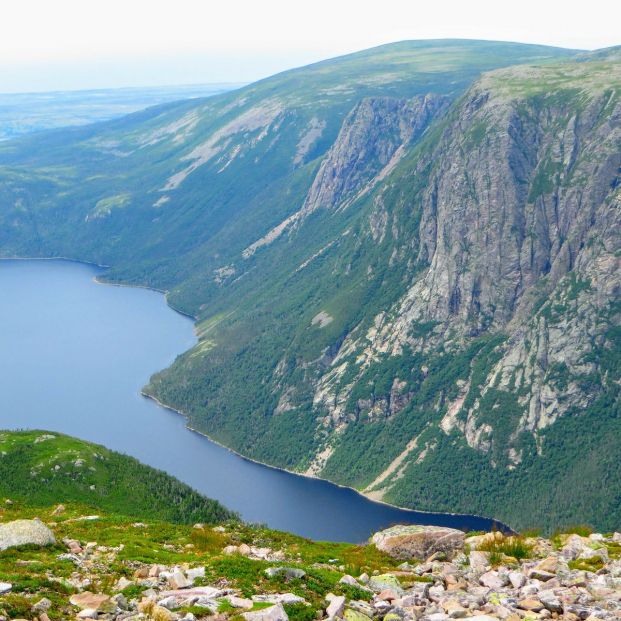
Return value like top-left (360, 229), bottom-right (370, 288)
top-left (0, 259), bottom-right (504, 542)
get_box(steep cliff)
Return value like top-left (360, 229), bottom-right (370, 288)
top-left (149, 55), bottom-right (621, 532)
top-left (1, 42), bottom-right (619, 531)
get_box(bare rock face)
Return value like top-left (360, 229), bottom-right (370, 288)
top-left (300, 61), bottom-right (621, 531)
top-left (371, 525), bottom-right (465, 560)
top-left (302, 94), bottom-right (450, 217)
top-left (0, 518), bottom-right (56, 551)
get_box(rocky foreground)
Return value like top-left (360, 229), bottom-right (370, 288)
top-left (1, 505), bottom-right (620, 621)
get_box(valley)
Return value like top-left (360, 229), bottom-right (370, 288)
top-left (0, 40), bottom-right (620, 533)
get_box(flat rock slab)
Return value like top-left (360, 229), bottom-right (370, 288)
top-left (70, 592), bottom-right (113, 611)
top-left (371, 524), bottom-right (465, 560)
top-left (0, 519), bottom-right (56, 551)
top-left (244, 603), bottom-right (289, 621)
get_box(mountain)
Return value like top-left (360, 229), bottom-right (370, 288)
top-left (1, 40), bottom-right (620, 532)
top-left (0, 430), bottom-right (235, 524)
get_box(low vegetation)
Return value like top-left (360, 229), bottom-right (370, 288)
top-left (0, 431), bottom-right (236, 525)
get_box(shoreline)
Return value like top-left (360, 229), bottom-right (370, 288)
top-left (0, 255), bottom-right (198, 322)
top-left (142, 391), bottom-right (512, 532)
top-left (1, 254), bottom-right (510, 533)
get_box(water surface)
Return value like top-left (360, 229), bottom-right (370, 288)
top-left (0, 259), bottom-right (503, 541)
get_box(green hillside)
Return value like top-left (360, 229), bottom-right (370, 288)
top-left (1, 41), bottom-right (620, 532)
top-left (0, 431), bottom-right (235, 525)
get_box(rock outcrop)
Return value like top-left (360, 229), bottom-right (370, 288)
top-left (372, 525), bottom-right (465, 560)
top-left (0, 518), bottom-right (56, 551)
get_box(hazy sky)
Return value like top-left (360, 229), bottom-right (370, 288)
top-left (1, 0), bottom-right (620, 93)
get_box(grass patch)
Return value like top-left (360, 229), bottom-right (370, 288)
top-left (478, 535), bottom-right (533, 564)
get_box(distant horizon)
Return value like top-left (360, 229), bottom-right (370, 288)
top-left (0, 80), bottom-right (247, 97)
top-left (0, 36), bottom-right (614, 96)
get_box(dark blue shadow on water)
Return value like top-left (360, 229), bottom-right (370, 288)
top-left (0, 259), bottom-right (510, 542)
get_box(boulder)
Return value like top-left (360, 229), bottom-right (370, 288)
top-left (0, 518), bottom-right (56, 550)
top-left (244, 603), bottom-right (289, 621)
top-left (326, 594), bottom-right (346, 618)
top-left (372, 525), bottom-right (464, 560)
top-left (32, 597), bottom-right (52, 612)
top-left (368, 573), bottom-right (404, 593)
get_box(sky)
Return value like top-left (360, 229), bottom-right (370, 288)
top-left (1, 0), bottom-right (620, 93)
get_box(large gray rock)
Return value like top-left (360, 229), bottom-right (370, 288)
top-left (244, 603), bottom-right (289, 621)
top-left (372, 525), bottom-right (464, 560)
top-left (0, 518), bottom-right (56, 550)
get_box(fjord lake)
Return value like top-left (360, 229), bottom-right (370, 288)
top-left (0, 259), bottom-right (502, 541)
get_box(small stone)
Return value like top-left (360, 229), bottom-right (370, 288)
top-left (469, 551), bottom-right (490, 572)
top-left (339, 574), bottom-right (359, 586)
top-left (67, 540), bottom-right (83, 554)
top-left (344, 610), bottom-right (372, 621)
top-left (535, 557), bottom-right (559, 574)
top-left (538, 591), bottom-right (563, 613)
top-left (479, 571), bottom-right (506, 589)
top-left (158, 595), bottom-right (181, 610)
top-left (518, 599), bottom-right (545, 612)
top-left (508, 571), bottom-right (526, 589)
top-left (134, 567), bottom-right (149, 578)
top-left (442, 599), bottom-right (468, 618)
top-left (51, 504), bottom-right (65, 516)
top-left (32, 597), bottom-right (52, 612)
top-left (114, 576), bottom-right (133, 591)
top-left (0, 582), bottom-right (12, 594)
top-left (149, 564), bottom-right (164, 577)
top-left (528, 569), bottom-right (556, 581)
top-left (377, 589), bottom-right (399, 601)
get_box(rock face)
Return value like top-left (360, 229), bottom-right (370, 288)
top-left (0, 518), bottom-right (56, 550)
top-left (302, 95), bottom-right (449, 217)
top-left (371, 525), bottom-right (465, 560)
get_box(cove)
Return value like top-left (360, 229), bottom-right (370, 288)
top-left (0, 259), bottom-right (505, 542)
